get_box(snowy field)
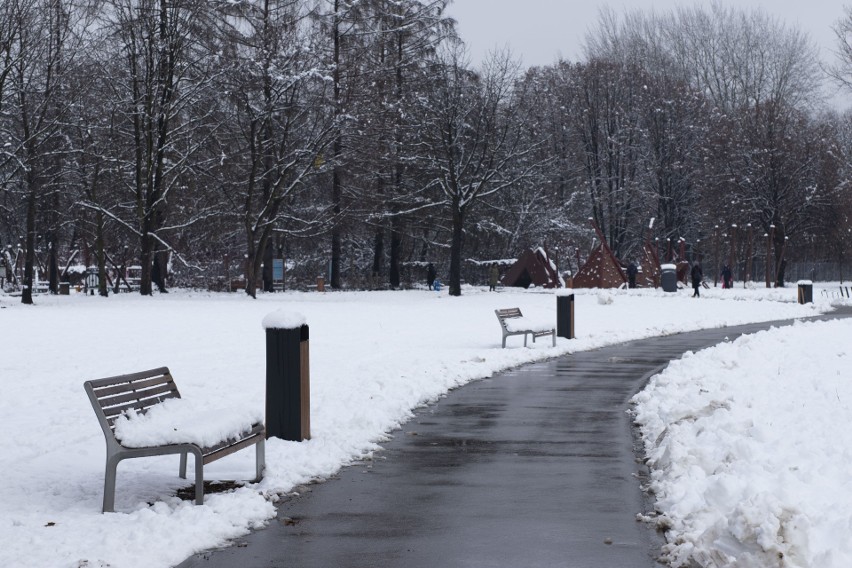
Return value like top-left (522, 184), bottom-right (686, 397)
top-left (0, 283), bottom-right (846, 567)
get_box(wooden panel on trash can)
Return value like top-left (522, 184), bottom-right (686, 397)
top-left (300, 338), bottom-right (311, 440)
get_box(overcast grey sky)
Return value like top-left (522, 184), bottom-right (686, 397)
top-left (444, 0), bottom-right (847, 66)
top-left (444, 1), bottom-right (850, 108)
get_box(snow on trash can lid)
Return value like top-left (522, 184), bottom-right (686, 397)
top-left (262, 310), bottom-right (307, 330)
top-left (661, 263), bottom-right (677, 271)
top-left (797, 280), bottom-right (813, 286)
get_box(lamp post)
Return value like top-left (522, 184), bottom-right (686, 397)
top-left (745, 224), bottom-right (753, 288)
top-left (713, 225), bottom-right (720, 286)
top-left (729, 224), bottom-right (737, 284)
top-left (776, 235), bottom-right (789, 287)
top-left (766, 225), bottom-right (775, 288)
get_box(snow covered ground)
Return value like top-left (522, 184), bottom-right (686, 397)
top-left (0, 283), bottom-right (845, 567)
top-left (633, 314), bottom-right (852, 568)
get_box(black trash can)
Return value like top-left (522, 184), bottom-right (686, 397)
top-left (661, 263), bottom-right (678, 293)
top-left (263, 311), bottom-right (311, 441)
top-left (556, 292), bottom-right (574, 340)
top-left (797, 280), bottom-right (813, 304)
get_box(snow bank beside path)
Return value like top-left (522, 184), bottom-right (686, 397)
top-left (633, 318), bottom-right (852, 568)
top-left (0, 284), bottom-right (836, 567)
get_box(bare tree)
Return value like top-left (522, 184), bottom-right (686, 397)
top-left (828, 6), bottom-right (852, 94)
top-left (97, 0), bottom-right (218, 295)
top-left (568, 58), bottom-right (649, 258)
top-left (584, 8), bottom-right (711, 249)
top-left (352, 0), bottom-right (453, 288)
top-left (419, 47), bottom-right (539, 296)
top-left (5, 0), bottom-right (85, 304)
top-left (214, 0), bottom-right (336, 297)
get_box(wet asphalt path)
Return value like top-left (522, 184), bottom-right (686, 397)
top-left (179, 311), bottom-right (851, 568)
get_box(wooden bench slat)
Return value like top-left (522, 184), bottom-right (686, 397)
top-left (202, 427), bottom-right (265, 464)
top-left (98, 383), bottom-right (178, 409)
top-left (201, 423), bottom-right (266, 453)
top-left (86, 367), bottom-right (172, 389)
top-left (102, 391), bottom-right (181, 418)
top-left (91, 375), bottom-right (176, 398)
top-left (496, 308), bottom-right (522, 318)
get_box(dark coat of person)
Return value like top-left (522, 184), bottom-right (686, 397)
top-left (691, 262), bottom-right (703, 297)
top-left (489, 264), bottom-right (499, 290)
top-left (427, 264), bottom-right (436, 287)
top-left (721, 265), bottom-right (732, 288)
top-left (691, 263), bottom-right (703, 285)
top-left (626, 262), bottom-right (638, 288)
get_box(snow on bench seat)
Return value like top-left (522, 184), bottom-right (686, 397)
top-left (114, 398), bottom-right (263, 449)
top-left (84, 367), bottom-right (265, 512)
top-left (495, 307), bottom-right (556, 348)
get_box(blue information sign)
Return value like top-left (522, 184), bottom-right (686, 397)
top-left (272, 259), bottom-right (284, 281)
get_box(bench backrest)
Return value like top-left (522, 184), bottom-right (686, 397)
top-left (495, 307), bottom-right (523, 320)
top-left (84, 367), bottom-right (181, 444)
top-left (495, 308), bottom-right (523, 331)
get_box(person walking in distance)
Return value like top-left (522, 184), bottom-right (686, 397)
top-left (427, 263), bottom-right (436, 289)
top-left (691, 261), bottom-right (703, 298)
top-left (721, 264), bottom-right (733, 289)
top-left (626, 261), bottom-right (638, 289)
top-left (489, 263), bottom-right (499, 292)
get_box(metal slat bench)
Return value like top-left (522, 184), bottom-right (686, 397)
top-left (495, 307), bottom-right (556, 348)
top-left (84, 367), bottom-right (265, 513)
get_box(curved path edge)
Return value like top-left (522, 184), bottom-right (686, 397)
top-left (180, 309), bottom-right (852, 568)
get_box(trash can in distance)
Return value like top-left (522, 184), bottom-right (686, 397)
top-left (556, 291), bottom-right (574, 340)
top-left (797, 280), bottom-right (813, 304)
top-left (661, 263), bottom-right (678, 293)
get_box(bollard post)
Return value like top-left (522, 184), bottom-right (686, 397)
top-left (556, 291), bottom-right (575, 340)
top-left (797, 280), bottom-right (813, 305)
top-left (263, 311), bottom-right (311, 441)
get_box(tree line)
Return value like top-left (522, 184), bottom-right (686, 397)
top-left (1, 0), bottom-right (851, 303)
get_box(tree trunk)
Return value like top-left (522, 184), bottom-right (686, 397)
top-left (245, 238), bottom-right (258, 299)
top-left (152, 248), bottom-right (168, 293)
top-left (95, 211), bottom-right (108, 297)
top-left (372, 226), bottom-right (384, 286)
top-left (773, 221), bottom-right (787, 287)
top-left (449, 205), bottom-right (465, 297)
top-left (21, 187), bottom-right (36, 305)
top-left (330, 1), bottom-right (342, 289)
top-left (140, 230), bottom-right (153, 295)
top-left (262, 240), bottom-right (274, 292)
top-left (48, 242), bottom-right (59, 294)
top-left (389, 219), bottom-right (401, 289)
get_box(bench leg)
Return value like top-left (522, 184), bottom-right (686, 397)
top-left (255, 438), bottom-right (266, 482)
top-left (179, 451), bottom-right (188, 479)
top-left (103, 454), bottom-right (122, 513)
top-left (193, 449), bottom-right (204, 505)
top-left (552, 331), bottom-right (556, 347)
top-left (524, 333), bottom-right (528, 347)
top-left (502, 335), bottom-right (507, 349)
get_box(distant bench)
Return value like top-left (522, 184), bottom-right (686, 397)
top-left (84, 367), bottom-right (265, 513)
top-left (495, 308), bottom-right (556, 348)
